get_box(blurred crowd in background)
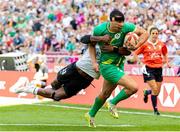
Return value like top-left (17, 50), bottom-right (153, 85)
top-left (0, 0), bottom-right (179, 66)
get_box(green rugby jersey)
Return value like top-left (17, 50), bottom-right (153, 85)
top-left (93, 22), bottom-right (135, 65)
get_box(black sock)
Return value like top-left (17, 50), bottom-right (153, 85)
top-left (151, 95), bottom-right (158, 112)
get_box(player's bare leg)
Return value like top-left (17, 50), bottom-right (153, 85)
top-left (85, 80), bottom-right (116, 127)
top-left (107, 75), bottom-right (138, 118)
top-left (11, 81), bottom-right (68, 101)
top-left (147, 80), bottom-right (161, 115)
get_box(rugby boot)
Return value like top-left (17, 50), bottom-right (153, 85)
top-left (154, 110), bottom-right (160, 115)
top-left (106, 101), bottom-right (119, 119)
top-left (84, 112), bottom-right (96, 128)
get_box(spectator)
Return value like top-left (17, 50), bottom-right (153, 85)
top-left (166, 39), bottom-right (176, 55)
top-left (32, 20), bottom-right (43, 32)
top-left (65, 37), bottom-right (76, 55)
top-left (99, 10), bottom-right (108, 23)
top-left (13, 33), bottom-right (24, 51)
top-left (0, 0), bottom-right (178, 77)
top-left (42, 33), bottom-right (51, 53)
top-left (70, 14), bottom-right (78, 30)
top-left (34, 31), bottom-right (43, 53)
top-left (171, 38), bottom-right (180, 66)
top-left (51, 34), bottom-right (60, 52)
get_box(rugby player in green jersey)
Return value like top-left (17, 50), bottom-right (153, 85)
top-left (84, 9), bottom-right (148, 127)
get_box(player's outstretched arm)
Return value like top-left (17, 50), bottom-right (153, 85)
top-left (80, 35), bottom-right (112, 45)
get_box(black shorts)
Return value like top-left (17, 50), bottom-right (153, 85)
top-left (143, 65), bottom-right (163, 82)
top-left (56, 62), bottom-right (93, 97)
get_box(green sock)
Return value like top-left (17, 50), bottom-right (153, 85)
top-left (89, 97), bottom-right (104, 117)
top-left (110, 89), bottom-right (129, 105)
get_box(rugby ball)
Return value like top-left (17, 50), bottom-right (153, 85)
top-left (124, 32), bottom-right (139, 50)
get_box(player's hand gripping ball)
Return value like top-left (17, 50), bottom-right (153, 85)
top-left (124, 32), bottom-right (139, 51)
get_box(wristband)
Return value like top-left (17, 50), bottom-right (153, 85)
top-left (113, 46), bottom-right (119, 53)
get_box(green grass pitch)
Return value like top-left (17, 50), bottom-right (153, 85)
top-left (0, 101), bottom-right (180, 131)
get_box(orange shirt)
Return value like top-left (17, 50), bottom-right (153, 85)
top-left (134, 40), bottom-right (167, 68)
top-left (99, 14), bottom-right (108, 23)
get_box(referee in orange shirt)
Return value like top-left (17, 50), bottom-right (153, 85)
top-left (133, 26), bottom-right (170, 115)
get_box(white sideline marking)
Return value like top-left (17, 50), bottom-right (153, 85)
top-left (0, 97), bottom-right (51, 107)
top-left (33, 103), bottom-right (180, 119)
top-left (0, 124), bottom-right (134, 127)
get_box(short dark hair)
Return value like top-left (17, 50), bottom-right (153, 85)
top-left (110, 9), bottom-right (125, 22)
top-left (149, 27), bottom-right (159, 34)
